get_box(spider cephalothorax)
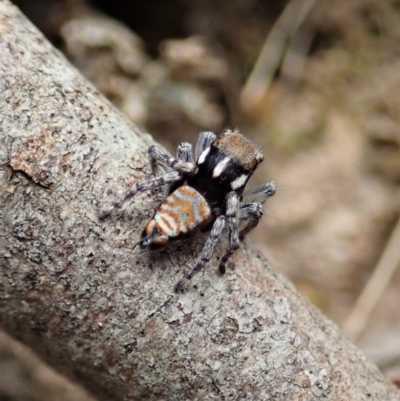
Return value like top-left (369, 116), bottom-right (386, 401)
top-left (100, 129), bottom-right (275, 292)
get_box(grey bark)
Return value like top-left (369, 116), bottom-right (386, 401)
top-left (0, 1), bottom-right (399, 400)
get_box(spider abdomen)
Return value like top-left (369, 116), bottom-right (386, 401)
top-left (141, 185), bottom-right (212, 249)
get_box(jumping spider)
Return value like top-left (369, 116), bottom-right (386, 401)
top-left (100, 129), bottom-right (275, 292)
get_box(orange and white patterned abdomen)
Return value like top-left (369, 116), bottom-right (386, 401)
top-left (153, 185), bottom-right (212, 238)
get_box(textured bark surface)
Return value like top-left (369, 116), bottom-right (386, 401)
top-left (0, 1), bottom-right (399, 400)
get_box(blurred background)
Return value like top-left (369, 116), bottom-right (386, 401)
top-left (2, 0), bottom-right (400, 398)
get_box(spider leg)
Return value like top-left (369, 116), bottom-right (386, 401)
top-left (175, 215), bottom-right (226, 293)
top-left (176, 142), bottom-right (194, 163)
top-left (158, 141), bottom-right (195, 196)
top-left (195, 131), bottom-right (217, 161)
top-left (242, 181), bottom-right (276, 204)
top-left (218, 192), bottom-right (240, 274)
top-left (99, 171), bottom-right (181, 220)
top-left (238, 181), bottom-right (275, 238)
top-left (149, 145), bottom-right (197, 174)
top-left (237, 202), bottom-right (264, 239)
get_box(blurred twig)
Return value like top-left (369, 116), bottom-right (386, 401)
top-left (240, 0), bottom-right (317, 112)
top-left (280, 24), bottom-right (314, 83)
top-left (343, 213), bottom-right (400, 342)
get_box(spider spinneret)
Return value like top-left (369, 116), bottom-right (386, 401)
top-left (100, 129), bottom-right (275, 292)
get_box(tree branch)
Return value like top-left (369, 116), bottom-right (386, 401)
top-left (0, 1), bottom-right (399, 400)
